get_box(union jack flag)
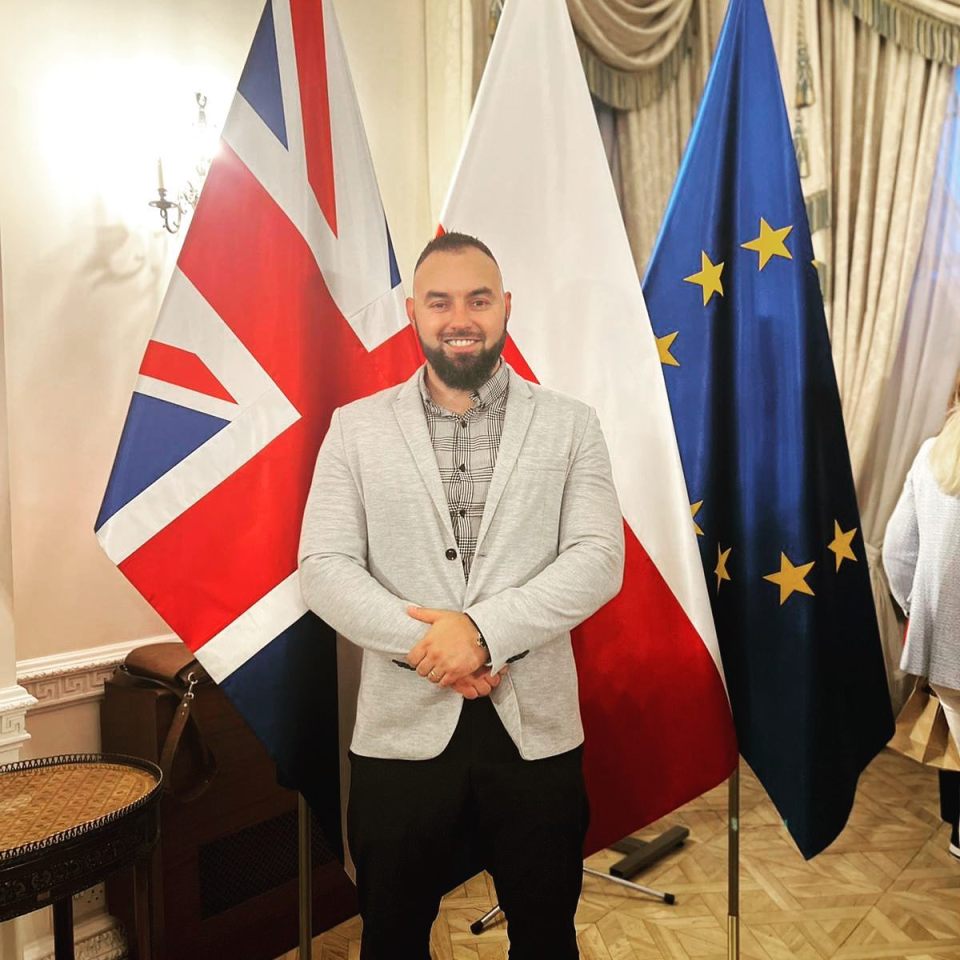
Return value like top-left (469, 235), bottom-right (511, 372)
top-left (96, 0), bottom-right (420, 849)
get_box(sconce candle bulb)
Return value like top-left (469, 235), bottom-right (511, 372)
top-left (148, 92), bottom-right (216, 235)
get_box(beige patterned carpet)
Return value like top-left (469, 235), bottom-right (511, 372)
top-left (282, 749), bottom-right (960, 959)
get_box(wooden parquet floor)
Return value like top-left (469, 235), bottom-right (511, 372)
top-left (282, 750), bottom-right (960, 959)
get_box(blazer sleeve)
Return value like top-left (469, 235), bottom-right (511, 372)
top-left (298, 408), bottom-right (427, 656)
top-left (883, 460), bottom-right (920, 617)
top-left (465, 407), bottom-right (625, 672)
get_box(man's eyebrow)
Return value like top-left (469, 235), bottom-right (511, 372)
top-left (422, 286), bottom-right (496, 300)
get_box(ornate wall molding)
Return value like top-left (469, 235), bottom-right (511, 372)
top-left (0, 684), bottom-right (37, 715)
top-left (0, 684), bottom-right (37, 760)
top-left (1, 707), bottom-right (30, 741)
top-left (17, 635), bottom-right (175, 715)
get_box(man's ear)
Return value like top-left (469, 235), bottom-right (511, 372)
top-left (405, 297), bottom-right (416, 325)
top-left (503, 290), bottom-right (512, 324)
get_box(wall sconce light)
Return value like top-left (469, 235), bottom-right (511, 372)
top-left (149, 92), bottom-right (217, 234)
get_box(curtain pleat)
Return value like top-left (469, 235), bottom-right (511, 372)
top-left (449, 0), bottom-right (956, 707)
top-left (859, 76), bottom-right (960, 708)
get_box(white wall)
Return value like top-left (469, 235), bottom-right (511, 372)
top-left (0, 2), bottom-right (432, 954)
top-left (0, 0), bottom-right (260, 667)
top-left (0, 0), bottom-right (431, 671)
top-left (0, 237), bottom-right (20, 708)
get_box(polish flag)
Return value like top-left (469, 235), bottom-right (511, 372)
top-left (440, 0), bottom-right (738, 853)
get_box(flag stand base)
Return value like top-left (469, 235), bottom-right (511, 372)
top-left (606, 825), bottom-right (688, 877)
top-left (469, 828), bottom-right (684, 935)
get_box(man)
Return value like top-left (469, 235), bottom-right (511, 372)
top-left (298, 232), bottom-right (624, 959)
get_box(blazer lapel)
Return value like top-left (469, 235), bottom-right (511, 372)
top-left (392, 368), bottom-right (455, 540)
top-left (474, 369), bottom-right (535, 556)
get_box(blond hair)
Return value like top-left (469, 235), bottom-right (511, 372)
top-left (931, 374), bottom-right (960, 495)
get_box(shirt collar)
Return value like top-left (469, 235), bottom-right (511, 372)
top-left (419, 359), bottom-right (510, 415)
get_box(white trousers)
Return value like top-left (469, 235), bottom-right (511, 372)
top-left (930, 683), bottom-right (960, 753)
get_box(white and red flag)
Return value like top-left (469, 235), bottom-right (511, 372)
top-left (441, 0), bottom-right (738, 852)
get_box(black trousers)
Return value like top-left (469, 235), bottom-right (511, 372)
top-left (940, 769), bottom-right (960, 847)
top-left (347, 697), bottom-right (589, 960)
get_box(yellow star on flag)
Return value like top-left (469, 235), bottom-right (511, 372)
top-left (690, 500), bottom-right (704, 537)
top-left (715, 545), bottom-right (732, 591)
top-left (657, 331), bottom-right (680, 367)
top-left (828, 521), bottom-right (858, 571)
top-left (741, 218), bottom-right (793, 270)
top-left (764, 552), bottom-right (815, 605)
top-left (684, 251), bottom-right (724, 305)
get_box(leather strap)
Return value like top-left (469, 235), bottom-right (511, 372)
top-left (120, 664), bottom-right (217, 801)
top-left (159, 669), bottom-right (216, 802)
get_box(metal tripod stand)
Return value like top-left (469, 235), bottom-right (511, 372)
top-left (470, 825), bottom-right (688, 934)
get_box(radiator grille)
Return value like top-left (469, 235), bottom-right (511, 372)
top-left (198, 810), bottom-right (336, 918)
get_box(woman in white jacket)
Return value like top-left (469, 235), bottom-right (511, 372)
top-left (884, 376), bottom-right (960, 860)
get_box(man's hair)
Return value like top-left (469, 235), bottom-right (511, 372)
top-left (413, 231), bottom-right (499, 274)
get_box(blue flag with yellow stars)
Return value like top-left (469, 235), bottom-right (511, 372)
top-left (643, 0), bottom-right (894, 859)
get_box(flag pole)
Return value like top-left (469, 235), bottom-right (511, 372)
top-left (298, 794), bottom-right (313, 960)
top-left (727, 760), bottom-right (740, 960)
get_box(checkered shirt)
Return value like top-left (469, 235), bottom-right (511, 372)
top-left (419, 360), bottom-right (510, 581)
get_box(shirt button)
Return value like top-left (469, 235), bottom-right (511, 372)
top-left (445, 548), bottom-right (458, 561)
top-left (458, 464), bottom-right (466, 472)
top-left (459, 419), bottom-right (467, 428)
top-left (458, 509), bottom-right (466, 517)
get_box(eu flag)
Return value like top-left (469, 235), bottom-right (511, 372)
top-left (643, 0), bottom-right (894, 858)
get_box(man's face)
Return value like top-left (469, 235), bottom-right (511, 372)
top-left (406, 246), bottom-right (511, 391)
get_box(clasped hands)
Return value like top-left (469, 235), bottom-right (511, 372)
top-left (405, 606), bottom-right (506, 700)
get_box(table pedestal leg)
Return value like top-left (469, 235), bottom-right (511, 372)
top-left (52, 896), bottom-right (74, 960)
top-left (132, 856), bottom-right (153, 960)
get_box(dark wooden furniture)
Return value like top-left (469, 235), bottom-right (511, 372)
top-left (101, 657), bottom-right (357, 960)
top-left (0, 754), bottom-right (162, 960)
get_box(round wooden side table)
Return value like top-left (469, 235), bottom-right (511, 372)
top-left (0, 754), bottom-right (163, 960)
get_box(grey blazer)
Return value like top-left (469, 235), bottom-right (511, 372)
top-left (298, 364), bottom-right (624, 761)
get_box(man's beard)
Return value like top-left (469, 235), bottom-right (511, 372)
top-left (419, 329), bottom-right (507, 391)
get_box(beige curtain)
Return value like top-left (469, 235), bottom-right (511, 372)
top-left (836, 0), bottom-right (960, 64)
top-left (468, 0), bottom-right (498, 98)
top-left (567, 0), bottom-right (710, 111)
top-left (615, 45), bottom-right (702, 271)
top-left (607, 0), bottom-right (726, 272)
top-left (424, 0), bottom-right (477, 223)
top-left (583, 0), bottom-right (958, 706)
top-left (568, 0), bottom-right (693, 73)
top-left (823, 8), bottom-right (952, 480)
top-left (815, 2), bottom-right (953, 702)
top-left (452, 0), bottom-right (957, 703)
top-left (856, 78), bottom-right (960, 708)
top-left (467, 0), bottom-right (722, 272)
top-left (616, 0), bottom-right (835, 274)
top-left (615, 0), bottom-right (953, 704)
top-left (862, 261), bottom-right (960, 711)
top-left (766, 0), bottom-right (833, 283)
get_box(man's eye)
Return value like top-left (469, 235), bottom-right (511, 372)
top-left (472, 300), bottom-right (490, 308)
